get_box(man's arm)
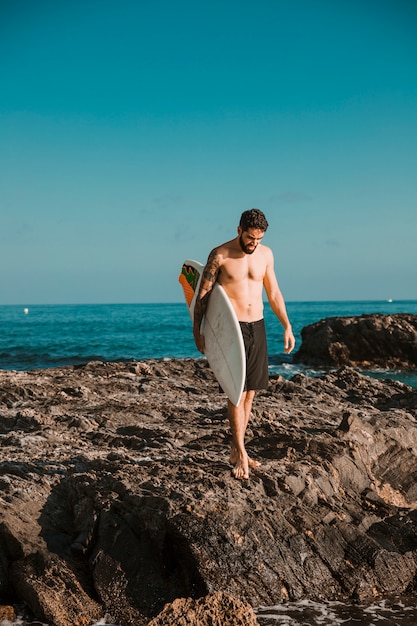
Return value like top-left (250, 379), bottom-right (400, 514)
top-left (193, 248), bottom-right (221, 353)
top-left (263, 249), bottom-right (295, 354)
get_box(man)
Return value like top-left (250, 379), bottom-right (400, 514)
top-left (193, 208), bottom-right (295, 480)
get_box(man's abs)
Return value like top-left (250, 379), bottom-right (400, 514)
top-left (223, 285), bottom-right (264, 322)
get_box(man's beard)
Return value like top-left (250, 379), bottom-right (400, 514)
top-left (239, 235), bottom-right (256, 255)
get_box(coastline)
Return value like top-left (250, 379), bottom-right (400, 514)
top-left (1, 358), bottom-right (416, 624)
top-left (2, 299), bottom-right (417, 374)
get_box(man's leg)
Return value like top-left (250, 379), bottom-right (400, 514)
top-left (228, 389), bottom-right (256, 479)
top-left (242, 389), bottom-right (261, 467)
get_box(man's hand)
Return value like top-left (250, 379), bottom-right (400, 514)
top-left (283, 326), bottom-right (296, 354)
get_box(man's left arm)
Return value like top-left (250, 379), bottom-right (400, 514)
top-left (263, 250), bottom-right (295, 354)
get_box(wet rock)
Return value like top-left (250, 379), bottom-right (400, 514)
top-left (0, 360), bottom-right (416, 624)
top-left (293, 313), bottom-right (417, 369)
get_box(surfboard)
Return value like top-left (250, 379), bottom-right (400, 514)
top-left (179, 259), bottom-right (246, 406)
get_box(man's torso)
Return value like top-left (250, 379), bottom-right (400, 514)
top-left (217, 242), bottom-right (268, 322)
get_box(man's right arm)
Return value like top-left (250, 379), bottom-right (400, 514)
top-left (263, 248), bottom-right (296, 354)
top-left (193, 248), bottom-right (221, 353)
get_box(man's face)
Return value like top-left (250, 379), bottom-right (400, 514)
top-left (238, 227), bottom-right (265, 254)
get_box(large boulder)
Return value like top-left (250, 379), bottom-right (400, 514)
top-left (293, 313), bottom-right (417, 369)
top-left (147, 591), bottom-right (260, 625)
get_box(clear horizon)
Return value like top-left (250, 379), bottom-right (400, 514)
top-left (1, 1), bottom-right (416, 304)
top-left (1, 298), bottom-right (417, 308)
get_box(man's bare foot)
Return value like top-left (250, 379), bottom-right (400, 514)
top-left (231, 453), bottom-right (249, 480)
top-left (230, 447), bottom-right (261, 469)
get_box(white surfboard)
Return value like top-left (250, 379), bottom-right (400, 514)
top-left (179, 260), bottom-right (246, 406)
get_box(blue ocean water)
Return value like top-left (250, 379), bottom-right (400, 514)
top-left (1, 300), bottom-right (417, 386)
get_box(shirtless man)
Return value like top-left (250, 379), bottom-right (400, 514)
top-left (193, 208), bottom-right (295, 480)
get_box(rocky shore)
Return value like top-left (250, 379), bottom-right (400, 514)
top-left (0, 314), bottom-right (417, 625)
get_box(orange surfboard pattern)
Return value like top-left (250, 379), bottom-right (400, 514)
top-left (179, 264), bottom-right (201, 307)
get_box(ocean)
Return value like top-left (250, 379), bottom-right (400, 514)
top-left (1, 299), bottom-right (417, 387)
top-left (1, 300), bottom-right (417, 625)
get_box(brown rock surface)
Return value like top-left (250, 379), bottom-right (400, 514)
top-left (0, 604), bottom-right (16, 620)
top-left (293, 313), bottom-right (417, 369)
top-left (0, 359), bottom-right (417, 625)
top-left (147, 591), bottom-right (259, 625)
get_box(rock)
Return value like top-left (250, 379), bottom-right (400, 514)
top-left (10, 552), bottom-right (102, 626)
top-left (0, 360), bottom-right (416, 624)
top-left (147, 591), bottom-right (260, 625)
top-left (0, 605), bottom-right (16, 621)
top-left (293, 313), bottom-right (417, 369)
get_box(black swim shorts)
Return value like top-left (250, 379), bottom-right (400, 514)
top-left (240, 319), bottom-right (269, 391)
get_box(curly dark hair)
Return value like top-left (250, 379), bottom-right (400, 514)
top-left (239, 208), bottom-right (269, 232)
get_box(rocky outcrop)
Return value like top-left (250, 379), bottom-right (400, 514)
top-left (293, 313), bottom-right (417, 369)
top-left (0, 359), bottom-right (417, 625)
top-left (147, 591), bottom-right (259, 625)
top-left (0, 605), bottom-right (15, 621)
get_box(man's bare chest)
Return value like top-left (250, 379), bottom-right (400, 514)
top-left (220, 258), bottom-right (265, 284)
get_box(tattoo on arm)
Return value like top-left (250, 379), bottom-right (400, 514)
top-left (201, 249), bottom-right (221, 287)
top-left (193, 249), bottom-right (221, 331)
top-left (193, 292), bottom-right (210, 331)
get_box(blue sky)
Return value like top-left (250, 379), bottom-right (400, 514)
top-left (1, 0), bottom-right (416, 304)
